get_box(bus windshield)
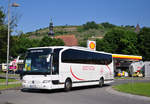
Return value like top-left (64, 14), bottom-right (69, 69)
top-left (24, 49), bottom-right (52, 75)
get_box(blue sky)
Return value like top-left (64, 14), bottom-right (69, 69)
top-left (0, 0), bottom-right (150, 34)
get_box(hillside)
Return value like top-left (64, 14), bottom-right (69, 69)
top-left (24, 22), bottom-right (136, 43)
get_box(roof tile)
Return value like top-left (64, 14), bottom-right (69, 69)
top-left (55, 35), bottom-right (78, 46)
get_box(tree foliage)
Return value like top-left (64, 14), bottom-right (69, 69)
top-left (0, 7), bottom-right (22, 63)
top-left (0, 8), bottom-right (7, 63)
top-left (96, 28), bottom-right (139, 55)
top-left (9, 35), bottom-right (64, 59)
top-left (83, 21), bottom-right (99, 30)
top-left (39, 36), bottom-right (64, 47)
top-left (11, 35), bottom-right (64, 58)
top-left (138, 27), bottom-right (150, 60)
top-left (10, 35), bottom-right (36, 58)
top-left (0, 8), bottom-right (5, 25)
top-left (101, 22), bottom-right (116, 28)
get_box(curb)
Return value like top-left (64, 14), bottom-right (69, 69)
top-left (106, 87), bottom-right (150, 101)
top-left (114, 78), bottom-right (150, 81)
top-left (0, 81), bottom-right (22, 94)
top-left (0, 86), bottom-right (22, 92)
top-left (0, 86), bottom-right (22, 95)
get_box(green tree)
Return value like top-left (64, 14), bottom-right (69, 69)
top-left (96, 28), bottom-right (139, 55)
top-left (9, 35), bottom-right (40, 58)
top-left (83, 21), bottom-right (99, 30)
top-left (39, 36), bottom-right (64, 47)
top-left (9, 36), bottom-right (18, 58)
top-left (138, 27), bottom-right (150, 61)
top-left (101, 22), bottom-right (116, 28)
top-left (9, 35), bottom-right (64, 59)
top-left (101, 22), bottom-right (116, 29)
top-left (79, 41), bottom-right (87, 47)
top-left (96, 39), bottom-right (108, 52)
top-left (0, 7), bottom-right (20, 62)
top-left (0, 7), bottom-right (5, 25)
top-left (12, 35), bottom-right (32, 56)
top-left (0, 25), bottom-right (7, 63)
top-left (0, 8), bottom-right (7, 63)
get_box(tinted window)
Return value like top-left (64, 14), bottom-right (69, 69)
top-left (61, 49), bottom-right (112, 65)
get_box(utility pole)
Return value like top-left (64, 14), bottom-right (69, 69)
top-left (6, 0), bottom-right (20, 86)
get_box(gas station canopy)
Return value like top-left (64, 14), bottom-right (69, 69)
top-left (112, 54), bottom-right (142, 61)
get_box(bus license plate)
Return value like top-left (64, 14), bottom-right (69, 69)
top-left (30, 85), bottom-right (36, 88)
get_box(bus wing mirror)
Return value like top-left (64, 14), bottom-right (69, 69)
top-left (47, 54), bottom-right (51, 62)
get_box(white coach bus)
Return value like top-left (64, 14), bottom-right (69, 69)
top-left (22, 46), bottom-right (114, 91)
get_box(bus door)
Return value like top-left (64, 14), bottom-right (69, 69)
top-left (51, 49), bottom-right (62, 83)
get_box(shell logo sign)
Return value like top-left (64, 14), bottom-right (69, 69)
top-left (87, 40), bottom-right (96, 51)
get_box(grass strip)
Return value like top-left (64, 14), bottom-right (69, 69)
top-left (113, 82), bottom-right (150, 97)
top-left (0, 83), bottom-right (22, 90)
top-left (0, 71), bottom-right (20, 77)
top-left (0, 78), bottom-right (18, 83)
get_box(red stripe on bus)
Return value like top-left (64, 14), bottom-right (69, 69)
top-left (106, 65), bottom-right (112, 75)
top-left (70, 67), bottom-right (84, 81)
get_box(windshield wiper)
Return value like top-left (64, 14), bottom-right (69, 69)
top-left (22, 71), bottom-right (50, 75)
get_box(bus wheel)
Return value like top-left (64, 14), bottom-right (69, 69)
top-left (99, 78), bottom-right (104, 87)
top-left (64, 79), bottom-right (72, 91)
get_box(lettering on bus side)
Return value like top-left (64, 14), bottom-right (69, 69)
top-left (82, 66), bottom-right (95, 70)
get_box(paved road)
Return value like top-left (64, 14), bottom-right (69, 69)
top-left (0, 79), bottom-right (150, 104)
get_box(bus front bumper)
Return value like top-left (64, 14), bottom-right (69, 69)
top-left (22, 80), bottom-right (52, 90)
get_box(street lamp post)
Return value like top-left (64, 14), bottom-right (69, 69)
top-left (6, 0), bottom-right (19, 86)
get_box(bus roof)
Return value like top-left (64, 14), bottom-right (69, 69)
top-left (28, 46), bottom-right (142, 60)
top-left (28, 46), bottom-right (112, 55)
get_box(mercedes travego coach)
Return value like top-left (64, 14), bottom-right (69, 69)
top-left (22, 46), bottom-right (114, 91)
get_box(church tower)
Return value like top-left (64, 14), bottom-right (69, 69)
top-left (135, 24), bottom-right (140, 33)
top-left (48, 19), bottom-right (54, 38)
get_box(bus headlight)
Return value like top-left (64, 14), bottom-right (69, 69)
top-left (43, 80), bottom-right (51, 83)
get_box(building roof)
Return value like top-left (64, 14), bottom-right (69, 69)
top-left (55, 35), bottom-right (78, 46)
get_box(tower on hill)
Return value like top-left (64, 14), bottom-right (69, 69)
top-left (135, 24), bottom-right (140, 33)
top-left (48, 19), bottom-right (54, 37)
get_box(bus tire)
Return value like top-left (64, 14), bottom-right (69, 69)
top-left (99, 78), bottom-right (104, 87)
top-left (64, 78), bottom-right (72, 91)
